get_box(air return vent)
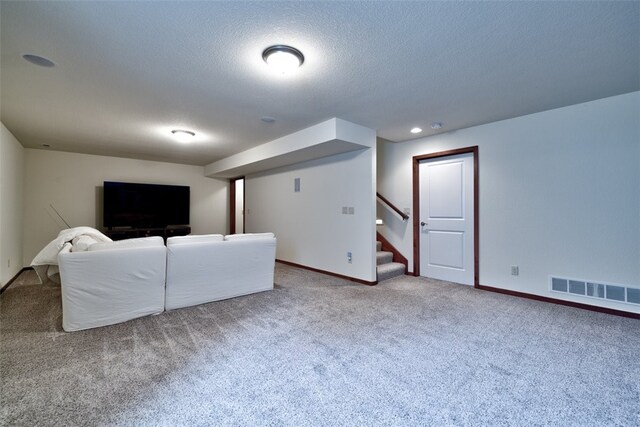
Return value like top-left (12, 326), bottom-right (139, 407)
top-left (550, 276), bottom-right (640, 306)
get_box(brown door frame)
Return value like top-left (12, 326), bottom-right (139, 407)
top-left (229, 176), bottom-right (245, 234)
top-left (412, 146), bottom-right (479, 287)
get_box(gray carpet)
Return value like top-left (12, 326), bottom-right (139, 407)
top-left (1, 264), bottom-right (638, 426)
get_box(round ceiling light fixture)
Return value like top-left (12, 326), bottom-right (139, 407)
top-left (23, 54), bottom-right (55, 68)
top-left (171, 129), bottom-right (196, 142)
top-left (410, 127), bottom-right (423, 134)
top-left (430, 122), bottom-right (443, 130)
top-left (262, 45), bottom-right (304, 74)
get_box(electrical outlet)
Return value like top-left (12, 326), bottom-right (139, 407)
top-left (347, 252), bottom-right (352, 263)
top-left (511, 265), bottom-right (519, 276)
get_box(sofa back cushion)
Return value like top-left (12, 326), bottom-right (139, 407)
top-left (167, 234), bottom-right (224, 246)
top-left (88, 236), bottom-right (164, 251)
top-left (224, 232), bottom-right (275, 241)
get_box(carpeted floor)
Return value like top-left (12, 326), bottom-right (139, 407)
top-left (1, 264), bottom-right (638, 426)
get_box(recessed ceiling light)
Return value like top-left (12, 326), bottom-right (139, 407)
top-left (261, 116), bottom-right (276, 123)
top-left (430, 122), bottom-right (443, 130)
top-left (23, 54), bottom-right (55, 68)
top-left (410, 127), bottom-right (423, 134)
top-left (171, 129), bottom-right (196, 142)
top-left (262, 45), bottom-right (304, 74)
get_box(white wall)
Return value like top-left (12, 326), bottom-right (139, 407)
top-left (23, 149), bottom-right (228, 265)
top-left (246, 148), bottom-right (377, 282)
top-left (378, 91), bottom-right (640, 313)
top-left (0, 123), bottom-right (25, 286)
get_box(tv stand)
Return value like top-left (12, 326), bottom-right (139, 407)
top-left (105, 225), bottom-right (191, 243)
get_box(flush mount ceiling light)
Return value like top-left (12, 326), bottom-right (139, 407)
top-left (22, 54), bottom-right (55, 67)
top-left (262, 45), bottom-right (304, 74)
top-left (410, 127), bottom-right (423, 134)
top-left (171, 129), bottom-right (196, 142)
top-left (430, 122), bottom-right (443, 130)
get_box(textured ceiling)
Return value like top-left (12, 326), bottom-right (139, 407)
top-left (1, 1), bottom-right (638, 166)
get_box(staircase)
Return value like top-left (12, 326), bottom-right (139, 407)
top-left (375, 192), bottom-right (409, 283)
top-left (376, 240), bottom-right (406, 282)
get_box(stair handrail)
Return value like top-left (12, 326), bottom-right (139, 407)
top-left (376, 192), bottom-right (409, 221)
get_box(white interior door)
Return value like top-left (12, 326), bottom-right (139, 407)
top-left (419, 153), bottom-right (474, 285)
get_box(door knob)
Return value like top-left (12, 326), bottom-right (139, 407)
top-left (421, 221), bottom-right (427, 226)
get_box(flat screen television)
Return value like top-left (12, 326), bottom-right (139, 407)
top-left (103, 181), bottom-right (190, 228)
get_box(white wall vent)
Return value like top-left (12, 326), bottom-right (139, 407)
top-left (550, 276), bottom-right (640, 306)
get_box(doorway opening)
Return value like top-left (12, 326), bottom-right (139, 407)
top-left (229, 177), bottom-right (245, 234)
top-left (412, 146), bottom-right (479, 287)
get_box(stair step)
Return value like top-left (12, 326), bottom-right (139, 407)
top-left (377, 262), bottom-right (406, 282)
top-left (376, 241), bottom-right (382, 251)
top-left (376, 251), bottom-right (393, 265)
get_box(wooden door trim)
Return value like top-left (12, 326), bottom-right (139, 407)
top-left (412, 146), bottom-right (479, 287)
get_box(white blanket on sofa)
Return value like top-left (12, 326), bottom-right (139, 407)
top-left (31, 226), bottom-right (112, 283)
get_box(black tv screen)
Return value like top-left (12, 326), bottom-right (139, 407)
top-left (103, 181), bottom-right (190, 228)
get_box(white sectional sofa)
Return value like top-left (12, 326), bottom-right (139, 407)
top-left (165, 233), bottom-right (277, 310)
top-left (58, 236), bottom-right (166, 332)
top-left (57, 232), bottom-right (277, 331)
